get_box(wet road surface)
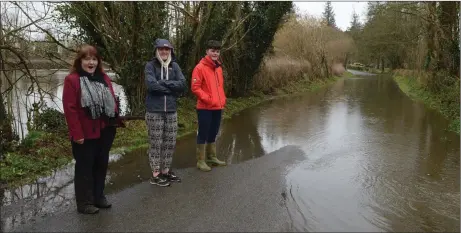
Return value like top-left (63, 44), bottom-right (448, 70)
top-left (7, 146), bottom-right (305, 232)
top-left (2, 74), bottom-right (460, 232)
top-left (347, 69), bottom-right (377, 76)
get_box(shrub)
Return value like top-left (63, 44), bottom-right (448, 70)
top-left (33, 107), bottom-right (67, 133)
top-left (252, 14), bottom-right (353, 92)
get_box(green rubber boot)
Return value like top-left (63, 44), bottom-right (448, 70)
top-left (196, 144), bottom-right (211, 172)
top-left (206, 143), bottom-right (226, 166)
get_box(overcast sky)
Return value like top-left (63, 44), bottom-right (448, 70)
top-left (4, 1), bottom-right (369, 40)
top-left (294, 1), bottom-right (368, 31)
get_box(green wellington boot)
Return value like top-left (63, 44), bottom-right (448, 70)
top-left (196, 144), bottom-right (212, 172)
top-left (206, 143), bottom-right (226, 166)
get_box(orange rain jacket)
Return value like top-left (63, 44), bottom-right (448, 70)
top-left (191, 55), bottom-right (227, 110)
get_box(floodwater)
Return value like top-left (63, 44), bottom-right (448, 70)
top-left (1, 71), bottom-right (460, 232)
top-left (1, 69), bottom-right (127, 139)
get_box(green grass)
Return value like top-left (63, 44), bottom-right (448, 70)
top-left (1, 74), bottom-right (343, 188)
top-left (393, 74), bottom-right (460, 134)
top-left (342, 71), bottom-right (355, 78)
top-left (0, 130), bottom-right (72, 186)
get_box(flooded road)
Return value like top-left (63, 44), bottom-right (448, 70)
top-left (2, 74), bottom-right (459, 232)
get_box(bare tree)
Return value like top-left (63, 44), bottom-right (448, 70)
top-left (1, 1), bottom-right (75, 142)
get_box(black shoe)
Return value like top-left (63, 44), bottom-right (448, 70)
top-left (149, 175), bottom-right (170, 187)
top-left (162, 171), bottom-right (181, 182)
top-left (77, 205), bottom-right (99, 214)
top-left (95, 197), bottom-right (112, 209)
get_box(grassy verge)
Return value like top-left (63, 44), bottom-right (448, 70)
top-left (393, 71), bottom-right (460, 134)
top-left (342, 71), bottom-right (355, 78)
top-left (1, 75), bottom-right (341, 188)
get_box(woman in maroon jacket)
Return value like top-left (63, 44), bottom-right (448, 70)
top-left (62, 45), bottom-right (121, 214)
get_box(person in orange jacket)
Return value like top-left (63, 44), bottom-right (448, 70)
top-left (191, 40), bottom-right (227, 171)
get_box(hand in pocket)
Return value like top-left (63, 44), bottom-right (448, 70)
top-left (204, 95), bottom-right (213, 106)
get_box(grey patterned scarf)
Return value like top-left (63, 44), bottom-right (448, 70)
top-left (79, 75), bottom-right (116, 120)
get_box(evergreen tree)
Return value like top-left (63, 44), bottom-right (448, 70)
top-left (348, 11), bottom-right (361, 32)
top-left (322, 2), bottom-right (336, 27)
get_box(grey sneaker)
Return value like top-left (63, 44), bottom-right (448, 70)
top-left (149, 175), bottom-right (170, 187)
top-left (162, 171), bottom-right (181, 183)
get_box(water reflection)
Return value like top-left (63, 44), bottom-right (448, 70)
top-left (1, 164), bottom-right (75, 231)
top-left (0, 152), bottom-right (126, 231)
top-left (2, 69), bottom-right (127, 138)
top-left (2, 75), bottom-right (459, 232)
top-left (102, 109), bottom-right (268, 193)
top-left (280, 76), bottom-right (459, 232)
top-left (1, 90), bottom-right (270, 231)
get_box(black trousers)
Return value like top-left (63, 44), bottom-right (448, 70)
top-left (71, 126), bottom-right (116, 206)
top-left (196, 109), bottom-right (223, 144)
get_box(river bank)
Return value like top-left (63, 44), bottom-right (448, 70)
top-left (0, 74), bottom-right (343, 188)
top-left (393, 69), bottom-right (460, 134)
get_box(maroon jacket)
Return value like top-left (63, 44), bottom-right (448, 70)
top-left (62, 72), bottom-right (119, 141)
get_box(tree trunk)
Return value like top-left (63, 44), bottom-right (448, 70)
top-left (438, 1), bottom-right (460, 76)
top-left (0, 90), bottom-right (13, 160)
top-left (0, 93), bottom-right (6, 159)
top-left (344, 53), bottom-right (349, 69)
top-left (437, 2), bottom-right (452, 71)
top-left (186, 2), bottom-right (216, 73)
top-left (453, 2), bottom-right (460, 77)
top-left (425, 2), bottom-right (438, 72)
top-left (321, 52), bottom-right (329, 78)
top-left (0, 5), bottom-right (11, 160)
top-left (115, 60), bottom-right (146, 115)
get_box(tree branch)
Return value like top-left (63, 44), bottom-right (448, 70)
top-left (1, 16), bottom-right (47, 41)
top-left (222, 23), bottom-right (258, 52)
top-left (12, 2), bottom-right (77, 53)
top-left (166, 2), bottom-right (198, 23)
